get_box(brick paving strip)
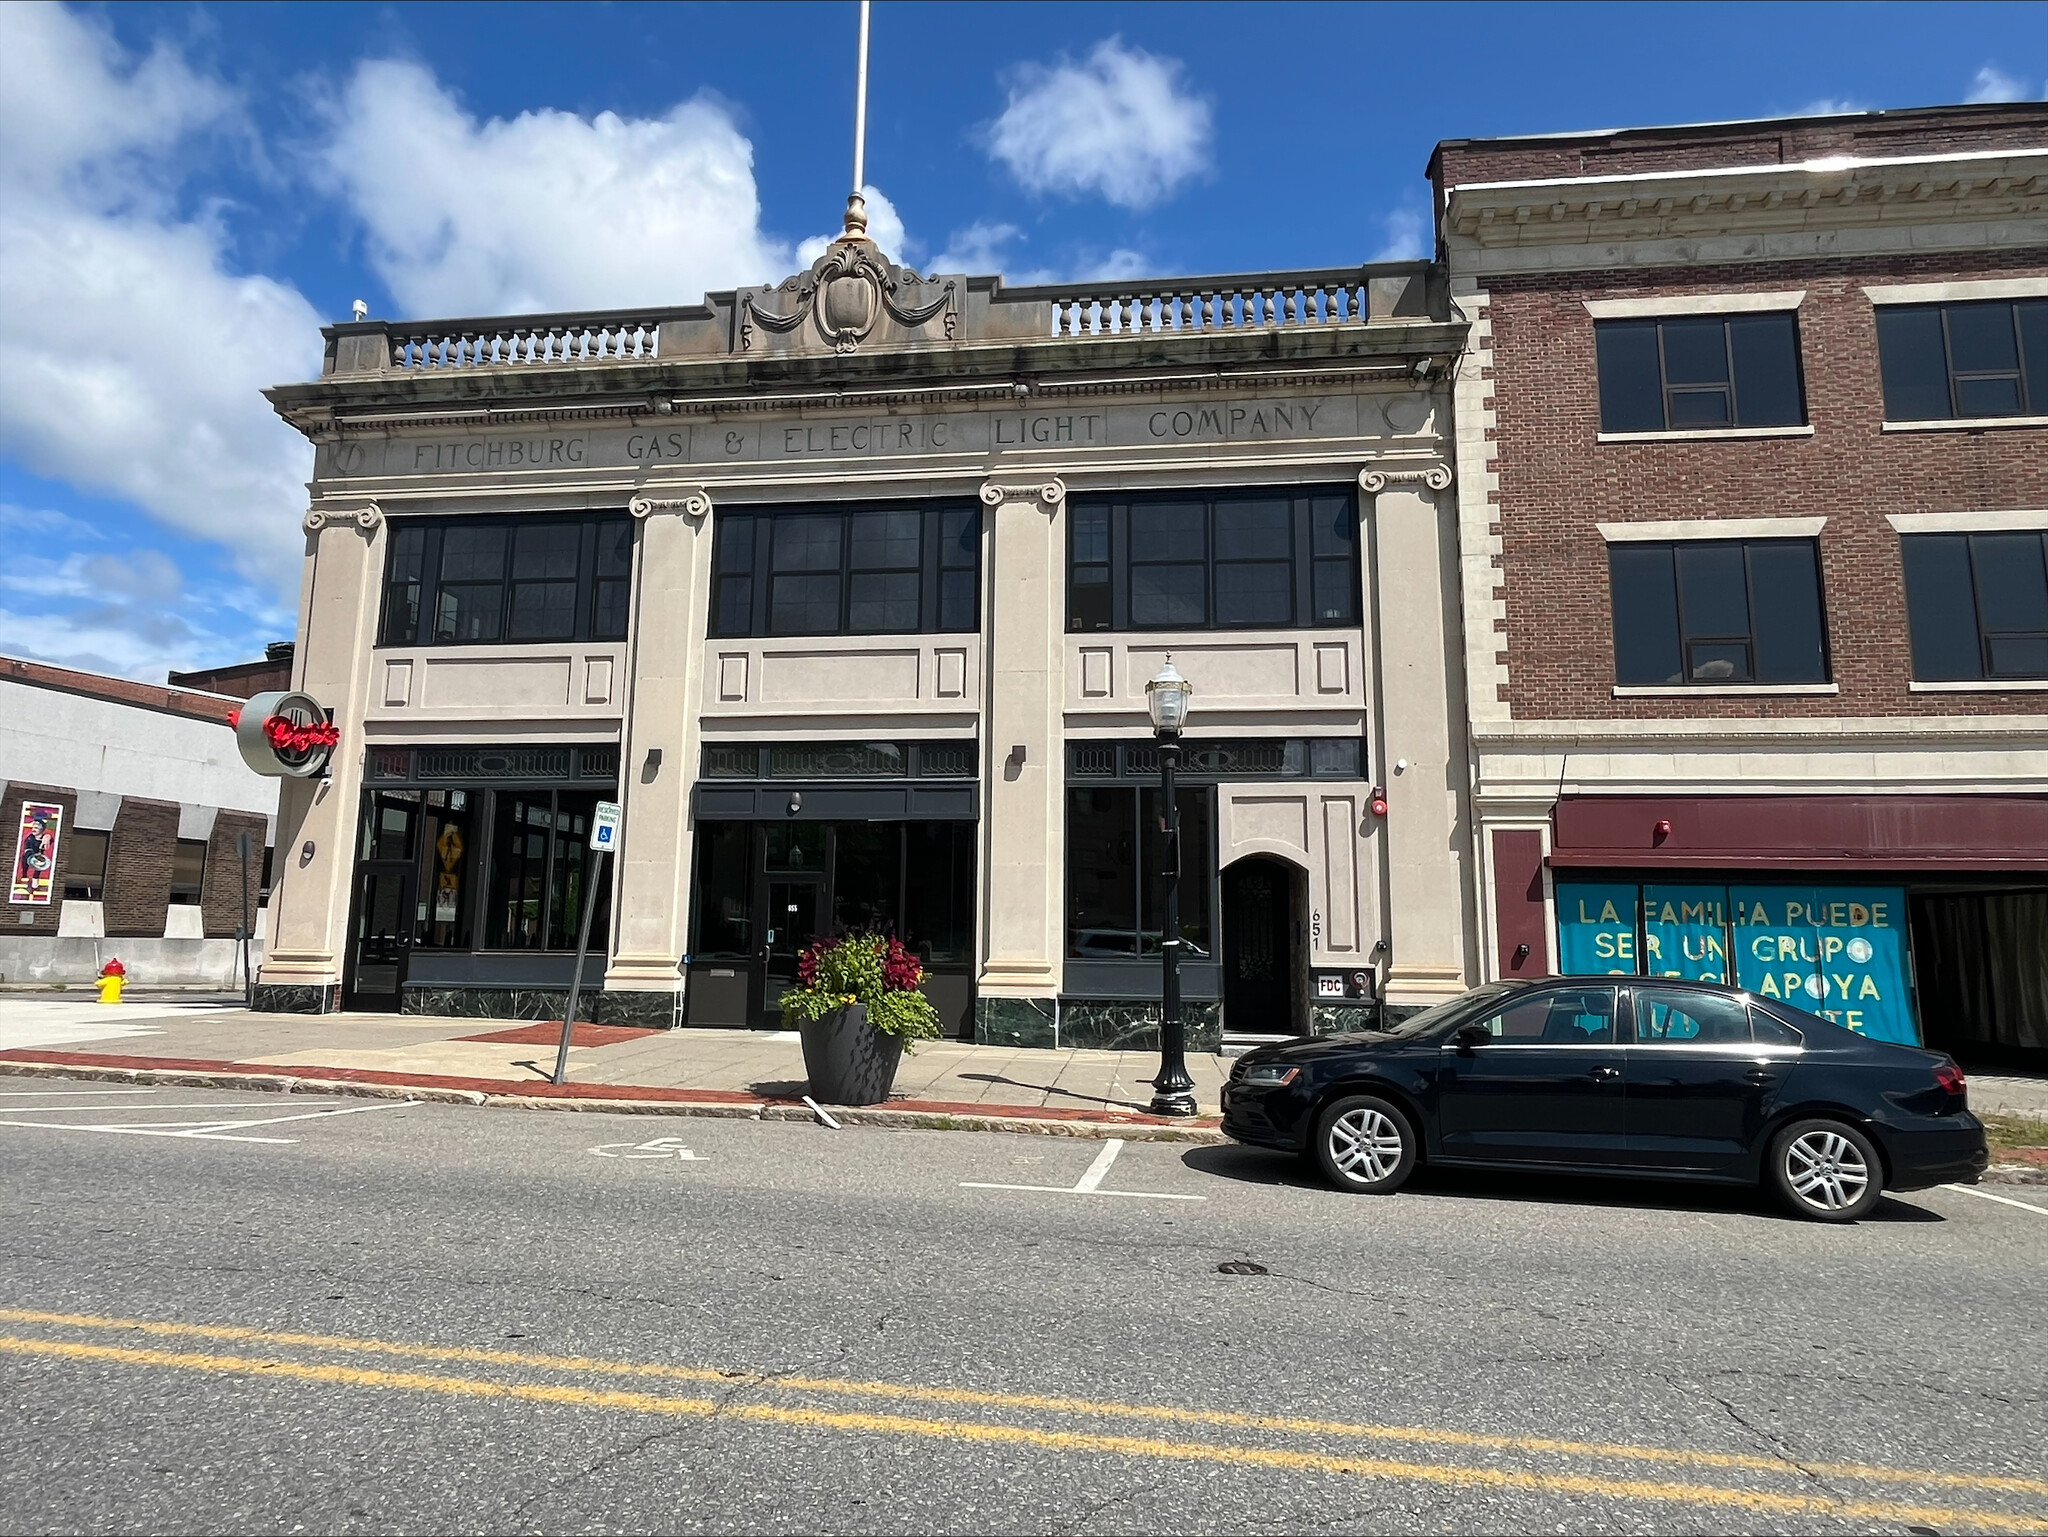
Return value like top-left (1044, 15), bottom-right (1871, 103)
top-left (0, 1009), bottom-right (1229, 1143)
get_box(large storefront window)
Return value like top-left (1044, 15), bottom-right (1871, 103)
top-left (710, 501), bottom-right (981, 638)
top-left (1554, 877), bottom-right (1916, 1044)
top-left (1066, 786), bottom-right (1214, 959)
top-left (1067, 487), bottom-right (1358, 632)
top-left (379, 516), bottom-right (634, 647)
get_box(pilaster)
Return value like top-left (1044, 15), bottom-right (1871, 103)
top-left (1361, 463), bottom-right (1477, 1005)
top-left (604, 487), bottom-right (713, 1007)
top-left (257, 503), bottom-right (385, 1002)
top-left (975, 477), bottom-right (1066, 1035)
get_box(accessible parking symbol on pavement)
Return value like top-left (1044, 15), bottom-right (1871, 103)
top-left (588, 1136), bottom-right (709, 1161)
top-left (0, 1087), bottom-right (413, 1145)
top-left (960, 1138), bottom-right (1204, 1201)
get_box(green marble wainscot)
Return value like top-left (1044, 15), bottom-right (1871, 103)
top-left (252, 983), bottom-right (340, 1015)
top-left (1057, 1000), bottom-right (1223, 1053)
top-left (399, 987), bottom-right (680, 1028)
top-left (1311, 1004), bottom-right (1378, 1036)
top-left (973, 996), bottom-right (1057, 1049)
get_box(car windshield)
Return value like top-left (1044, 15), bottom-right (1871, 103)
top-left (1376, 984), bottom-right (1519, 1038)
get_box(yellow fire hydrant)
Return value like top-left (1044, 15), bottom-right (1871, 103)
top-left (96, 958), bottom-right (126, 1005)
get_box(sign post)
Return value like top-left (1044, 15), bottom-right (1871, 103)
top-left (551, 801), bottom-right (621, 1086)
top-left (235, 830), bottom-right (255, 1010)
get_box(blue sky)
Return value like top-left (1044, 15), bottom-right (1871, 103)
top-left (0, 0), bottom-right (2041, 680)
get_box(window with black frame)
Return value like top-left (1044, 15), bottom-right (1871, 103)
top-left (710, 501), bottom-right (981, 638)
top-left (377, 515), bottom-right (635, 647)
top-left (1876, 300), bottom-right (2048, 421)
top-left (1595, 314), bottom-right (1807, 433)
top-left (1067, 489), bottom-right (1358, 632)
top-left (1066, 786), bottom-right (1214, 960)
top-left (1901, 530), bottom-right (2048, 682)
top-left (1609, 538), bottom-right (1829, 686)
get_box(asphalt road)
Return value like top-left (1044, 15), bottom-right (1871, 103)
top-left (1, 1078), bottom-right (2043, 1535)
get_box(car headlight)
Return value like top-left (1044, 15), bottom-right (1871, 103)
top-left (1240, 1064), bottom-right (1300, 1088)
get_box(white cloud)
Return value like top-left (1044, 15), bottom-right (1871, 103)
top-left (796, 184), bottom-right (909, 269)
top-left (320, 59), bottom-right (788, 316)
top-left (1372, 208), bottom-right (1429, 263)
top-left (986, 38), bottom-right (1211, 209)
top-left (1796, 97), bottom-right (1867, 117)
top-left (1075, 248), bottom-right (1151, 283)
top-left (1964, 64), bottom-right (2033, 104)
top-left (0, 3), bottom-right (322, 602)
top-left (931, 221), bottom-right (1023, 274)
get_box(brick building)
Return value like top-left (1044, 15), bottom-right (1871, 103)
top-left (1, 655), bottom-right (278, 988)
top-left (1434, 104), bottom-right (2048, 1066)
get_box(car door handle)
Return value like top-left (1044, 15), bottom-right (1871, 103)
top-left (1589, 1065), bottom-right (1621, 1081)
top-left (1745, 1069), bottom-right (1778, 1085)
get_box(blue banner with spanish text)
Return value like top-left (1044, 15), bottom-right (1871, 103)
top-left (1729, 885), bottom-right (1916, 1044)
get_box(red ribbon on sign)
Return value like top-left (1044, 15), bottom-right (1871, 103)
top-left (263, 715), bottom-right (340, 754)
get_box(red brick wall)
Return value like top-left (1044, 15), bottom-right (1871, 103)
top-left (1431, 105), bottom-right (2048, 192)
top-left (1483, 250), bottom-right (2048, 721)
top-left (201, 812), bottom-right (269, 938)
top-left (104, 798), bottom-right (179, 939)
top-left (2, 784), bottom-right (78, 934)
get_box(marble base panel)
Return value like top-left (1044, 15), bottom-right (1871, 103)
top-left (973, 996), bottom-right (1057, 1049)
top-left (1311, 1004), bottom-right (1378, 1036)
top-left (1057, 1000), bottom-right (1223, 1054)
top-left (401, 987), bottom-right (682, 1028)
top-left (253, 983), bottom-right (340, 1015)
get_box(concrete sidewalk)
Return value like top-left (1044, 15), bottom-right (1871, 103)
top-left (0, 997), bottom-right (1230, 1138)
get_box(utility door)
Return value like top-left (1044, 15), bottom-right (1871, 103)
top-left (344, 862), bottom-right (416, 1012)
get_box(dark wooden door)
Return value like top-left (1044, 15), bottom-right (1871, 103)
top-left (1222, 859), bottom-right (1295, 1033)
top-left (344, 862), bottom-right (415, 1012)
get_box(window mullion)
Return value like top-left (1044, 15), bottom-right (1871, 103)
top-left (1965, 536), bottom-right (1995, 676)
top-left (1723, 321), bottom-right (1741, 427)
top-left (1656, 322), bottom-right (1674, 431)
top-left (1941, 308), bottom-right (1961, 418)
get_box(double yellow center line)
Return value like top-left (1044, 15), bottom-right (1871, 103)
top-left (2, 1307), bottom-right (2042, 1531)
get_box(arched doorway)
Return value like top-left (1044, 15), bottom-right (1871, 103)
top-left (1222, 855), bottom-right (1304, 1036)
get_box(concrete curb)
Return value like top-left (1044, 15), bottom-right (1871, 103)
top-left (0, 1058), bottom-right (1230, 1144)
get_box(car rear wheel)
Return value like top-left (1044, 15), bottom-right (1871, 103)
top-left (1312, 1094), bottom-right (1417, 1194)
top-left (1769, 1119), bottom-right (1883, 1222)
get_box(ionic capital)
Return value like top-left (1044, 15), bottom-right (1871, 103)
top-left (1359, 461), bottom-right (1453, 496)
top-left (979, 477), bottom-right (1066, 512)
top-left (630, 486), bottom-right (712, 521)
top-left (303, 503), bottom-right (382, 534)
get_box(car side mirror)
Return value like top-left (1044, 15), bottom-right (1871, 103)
top-left (1454, 1023), bottom-right (1491, 1053)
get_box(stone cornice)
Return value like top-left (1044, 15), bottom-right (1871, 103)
top-left (1443, 146), bottom-right (2048, 261)
top-left (1470, 714), bottom-right (2048, 747)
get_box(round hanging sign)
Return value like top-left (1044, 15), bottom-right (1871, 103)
top-left (231, 690), bottom-right (340, 779)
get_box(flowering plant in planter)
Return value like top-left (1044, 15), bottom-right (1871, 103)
top-left (778, 932), bottom-right (942, 1045)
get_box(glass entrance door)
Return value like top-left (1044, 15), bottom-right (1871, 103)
top-left (760, 877), bottom-right (824, 1020)
top-left (345, 862), bottom-right (416, 1011)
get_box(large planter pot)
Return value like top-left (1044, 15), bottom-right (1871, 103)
top-left (797, 1003), bottom-right (904, 1107)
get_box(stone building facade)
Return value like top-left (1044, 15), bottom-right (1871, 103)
top-left (1435, 103), bottom-right (2048, 1064)
top-left (257, 236), bottom-right (1479, 1047)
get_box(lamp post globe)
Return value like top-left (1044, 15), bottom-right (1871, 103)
top-left (1145, 658), bottom-right (1198, 1117)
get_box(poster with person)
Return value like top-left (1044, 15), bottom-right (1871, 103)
top-left (9, 802), bottom-right (64, 906)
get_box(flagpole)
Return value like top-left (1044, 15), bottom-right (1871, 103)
top-left (844, 0), bottom-right (871, 237)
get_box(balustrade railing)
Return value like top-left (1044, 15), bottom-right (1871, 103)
top-left (1027, 269), bottom-right (1374, 338)
top-left (382, 314), bottom-right (670, 371)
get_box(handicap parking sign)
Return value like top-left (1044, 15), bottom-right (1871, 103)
top-left (591, 800), bottom-right (621, 851)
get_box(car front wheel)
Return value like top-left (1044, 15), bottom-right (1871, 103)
top-left (1312, 1094), bottom-right (1417, 1194)
top-left (1769, 1118), bottom-right (1884, 1222)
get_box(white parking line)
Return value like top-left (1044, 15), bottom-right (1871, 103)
top-left (1944, 1183), bottom-right (2048, 1217)
top-left (0, 1088), bottom-right (161, 1097)
top-left (0, 1099), bottom-right (415, 1144)
top-left (961, 1138), bottom-right (1206, 1201)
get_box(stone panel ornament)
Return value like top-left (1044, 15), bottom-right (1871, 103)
top-left (739, 239), bottom-right (957, 356)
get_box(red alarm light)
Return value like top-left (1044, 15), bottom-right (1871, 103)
top-left (1654, 818), bottom-right (1673, 838)
top-left (1370, 786), bottom-right (1388, 818)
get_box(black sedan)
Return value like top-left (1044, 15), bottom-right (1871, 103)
top-left (1221, 977), bottom-right (1988, 1221)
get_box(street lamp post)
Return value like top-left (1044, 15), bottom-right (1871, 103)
top-left (1145, 659), bottom-right (1197, 1118)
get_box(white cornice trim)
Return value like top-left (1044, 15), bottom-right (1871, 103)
top-left (1909, 679), bottom-right (2048, 692)
top-left (1863, 276), bottom-right (2048, 304)
top-left (1597, 426), bottom-right (1813, 444)
top-left (1612, 683), bottom-right (1839, 697)
top-left (1881, 414), bottom-right (2048, 434)
top-left (1887, 509), bottom-right (2048, 533)
top-left (1584, 290), bottom-right (1806, 318)
top-left (1468, 713), bottom-right (2048, 745)
top-left (1598, 516), bottom-right (1826, 542)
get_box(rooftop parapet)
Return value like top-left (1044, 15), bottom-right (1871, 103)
top-left (316, 240), bottom-right (1443, 380)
